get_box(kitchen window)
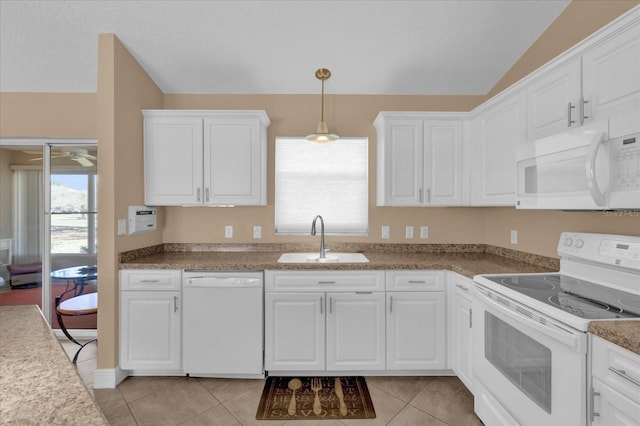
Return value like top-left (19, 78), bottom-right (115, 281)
top-left (275, 137), bottom-right (368, 235)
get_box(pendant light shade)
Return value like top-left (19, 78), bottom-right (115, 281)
top-left (306, 68), bottom-right (339, 143)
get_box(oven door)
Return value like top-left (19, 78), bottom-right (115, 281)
top-left (472, 283), bottom-right (588, 426)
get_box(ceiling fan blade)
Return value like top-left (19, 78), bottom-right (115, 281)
top-left (73, 156), bottom-right (94, 167)
top-left (22, 150), bottom-right (43, 155)
top-left (29, 157), bottom-right (44, 161)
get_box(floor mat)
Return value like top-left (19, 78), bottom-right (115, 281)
top-left (256, 376), bottom-right (376, 420)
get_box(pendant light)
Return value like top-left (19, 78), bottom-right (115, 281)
top-left (306, 68), bottom-right (339, 143)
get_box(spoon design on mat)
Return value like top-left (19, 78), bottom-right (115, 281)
top-left (287, 378), bottom-right (302, 415)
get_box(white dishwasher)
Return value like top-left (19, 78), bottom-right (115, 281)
top-left (183, 271), bottom-right (264, 378)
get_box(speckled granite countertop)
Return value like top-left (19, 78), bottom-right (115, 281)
top-left (588, 320), bottom-right (640, 356)
top-left (118, 243), bottom-right (559, 279)
top-left (0, 305), bottom-right (108, 425)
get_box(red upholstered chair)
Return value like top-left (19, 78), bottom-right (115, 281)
top-left (6, 262), bottom-right (42, 288)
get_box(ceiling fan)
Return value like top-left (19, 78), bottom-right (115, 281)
top-left (24, 148), bottom-right (97, 167)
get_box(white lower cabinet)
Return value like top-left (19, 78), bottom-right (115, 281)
top-left (590, 334), bottom-right (640, 425)
top-left (119, 270), bottom-right (182, 372)
top-left (264, 292), bottom-right (325, 371)
top-left (386, 271), bottom-right (447, 371)
top-left (387, 291), bottom-right (446, 370)
top-left (264, 270), bottom-right (386, 373)
top-left (327, 292), bottom-right (386, 371)
top-left (452, 273), bottom-right (473, 390)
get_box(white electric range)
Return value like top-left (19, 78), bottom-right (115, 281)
top-left (471, 232), bottom-right (640, 426)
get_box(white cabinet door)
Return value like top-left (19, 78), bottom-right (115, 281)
top-left (471, 91), bottom-right (526, 205)
top-left (326, 292), bottom-right (386, 371)
top-left (424, 120), bottom-right (464, 205)
top-left (453, 281), bottom-right (473, 390)
top-left (265, 293), bottom-right (325, 371)
top-left (378, 119), bottom-right (424, 206)
top-left (583, 23), bottom-right (640, 138)
top-left (375, 113), bottom-right (464, 206)
top-left (526, 59), bottom-right (582, 142)
top-left (144, 117), bottom-right (203, 205)
top-left (592, 378), bottom-right (640, 426)
top-left (203, 117), bottom-right (266, 205)
top-left (386, 291), bottom-right (446, 370)
top-left (143, 110), bottom-right (269, 206)
top-left (120, 291), bottom-right (182, 371)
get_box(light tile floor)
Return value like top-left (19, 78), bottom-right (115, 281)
top-left (61, 341), bottom-right (483, 426)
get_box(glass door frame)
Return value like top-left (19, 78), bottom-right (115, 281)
top-left (0, 138), bottom-right (97, 325)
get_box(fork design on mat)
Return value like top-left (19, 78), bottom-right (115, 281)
top-left (311, 378), bottom-right (323, 415)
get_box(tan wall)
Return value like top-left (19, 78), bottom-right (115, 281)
top-left (96, 34), bottom-right (164, 369)
top-left (0, 92), bottom-right (97, 138)
top-left (0, 149), bottom-right (15, 240)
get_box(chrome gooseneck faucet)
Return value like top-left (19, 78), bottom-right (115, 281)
top-left (311, 215), bottom-right (326, 259)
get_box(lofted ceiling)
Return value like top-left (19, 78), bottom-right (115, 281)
top-left (0, 0), bottom-right (571, 95)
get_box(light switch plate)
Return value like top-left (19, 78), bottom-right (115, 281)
top-left (117, 219), bottom-right (126, 236)
top-left (510, 230), bottom-right (518, 244)
top-left (225, 225), bottom-right (233, 238)
top-left (253, 226), bottom-right (261, 239)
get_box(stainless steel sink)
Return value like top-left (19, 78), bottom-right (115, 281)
top-left (277, 252), bottom-right (369, 263)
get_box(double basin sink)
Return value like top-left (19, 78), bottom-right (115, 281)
top-left (277, 252), bottom-right (369, 263)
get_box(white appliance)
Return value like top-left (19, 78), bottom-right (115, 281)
top-left (472, 232), bottom-right (640, 426)
top-left (183, 271), bottom-right (264, 378)
top-left (516, 120), bottom-right (640, 210)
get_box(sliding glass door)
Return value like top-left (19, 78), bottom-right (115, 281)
top-left (0, 140), bottom-right (97, 330)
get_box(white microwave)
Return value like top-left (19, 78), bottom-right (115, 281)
top-left (516, 121), bottom-right (640, 210)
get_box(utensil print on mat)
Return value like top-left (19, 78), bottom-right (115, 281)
top-left (311, 378), bottom-right (323, 415)
top-left (334, 377), bottom-right (348, 416)
top-left (287, 378), bottom-right (302, 415)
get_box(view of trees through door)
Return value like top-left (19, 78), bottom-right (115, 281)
top-left (0, 141), bottom-right (98, 330)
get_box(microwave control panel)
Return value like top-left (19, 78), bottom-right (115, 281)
top-left (610, 133), bottom-right (640, 190)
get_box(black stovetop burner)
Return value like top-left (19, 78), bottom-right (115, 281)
top-left (485, 274), bottom-right (640, 320)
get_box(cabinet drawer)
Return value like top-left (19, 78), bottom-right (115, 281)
top-left (265, 270), bottom-right (385, 292)
top-left (120, 269), bottom-right (182, 291)
top-left (453, 274), bottom-right (473, 301)
top-left (386, 270), bottom-right (445, 291)
top-left (592, 335), bottom-right (640, 404)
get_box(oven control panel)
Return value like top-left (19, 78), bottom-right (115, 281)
top-left (558, 232), bottom-right (640, 270)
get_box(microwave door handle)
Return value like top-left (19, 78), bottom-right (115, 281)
top-left (586, 131), bottom-right (607, 207)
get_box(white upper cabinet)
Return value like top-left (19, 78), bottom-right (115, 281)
top-left (143, 116), bottom-right (204, 206)
top-left (143, 110), bottom-right (270, 206)
top-left (582, 22), bottom-right (640, 138)
top-left (527, 18), bottom-right (640, 141)
top-left (469, 91), bottom-right (526, 206)
top-left (375, 113), bottom-right (464, 206)
top-left (526, 59), bottom-right (582, 141)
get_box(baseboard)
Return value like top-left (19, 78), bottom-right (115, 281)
top-left (93, 366), bottom-right (128, 389)
top-left (54, 328), bottom-right (97, 340)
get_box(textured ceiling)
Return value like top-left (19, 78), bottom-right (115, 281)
top-left (0, 0), bottom-right (570, 95)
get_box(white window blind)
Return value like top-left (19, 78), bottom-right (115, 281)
top-left (275, 137), bottom-right (368, 235)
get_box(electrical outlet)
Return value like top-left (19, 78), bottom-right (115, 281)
top-left (253, 226), bottom-right (261, 239)
top-left (405, 226), bottom-right (414, 239)
top-left (117, 219), bottom-right (126, 236)
top-left (225, 225), bottom-right (233, 238)
top-left (510, 230), bottom-right (518, 244)
top-left (381, 226), bottom-right (390, 239)
top-left (420, 226), bottom-right (429, 239)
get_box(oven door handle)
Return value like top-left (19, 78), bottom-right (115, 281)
top-left (476, 287), bottom-right (582, 350)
